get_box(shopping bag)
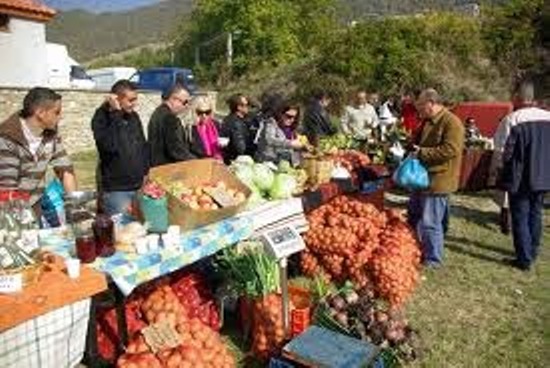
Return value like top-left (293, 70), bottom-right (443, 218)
top-left (392, 156), bottom-right (430, 191)
top-left (138, 194), bottom-right (168, 233)
top-left (41, 179), bottom-right (66, 227)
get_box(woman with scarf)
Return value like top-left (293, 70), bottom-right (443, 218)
top-left (188, 97), bottom-right (224, 160)
top-left (255, 102), bottom-right (305, 166)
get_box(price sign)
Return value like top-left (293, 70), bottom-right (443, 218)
top-left (0, 274), bottom-right (23, 293)
top-left (142, 320), bottom-right (182, 353)
top-left (260, 225), bottom-right (305, 260)
top-left (203, 187), bottom-right (237, 208)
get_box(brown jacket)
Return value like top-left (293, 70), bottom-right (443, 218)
top-left (0, 114), bottom-right (73, 205)
top-left (417, 108), bottom-right (464, 194)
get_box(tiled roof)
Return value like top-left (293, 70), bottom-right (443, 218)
top-left (0, 0), bottom-right (56, 22)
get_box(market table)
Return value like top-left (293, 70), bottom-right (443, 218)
top-left (40, 215), bottom-right (253, 296)
top-left (0, 260), bottom-right (107, 368)
top-left (459, 148), bottom-right (492, 191)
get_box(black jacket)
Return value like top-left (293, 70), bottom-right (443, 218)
top-left (91, 104), bottom-right (149, 191)
top-left (499, 120), bottom-right (550, 193)
top-left (302, 100), bottom-right (337, 146)
top-left (221, 113), bottom-right (251, 162)
top-left (148, 104), bottom-right (196, 167)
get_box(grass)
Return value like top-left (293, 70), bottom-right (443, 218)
top-left (70, 149), bottom-right (549, 367)
top-left (71, 150), bottom-right (98, 190)
top-left (395, 193), bottom-right (550, 368)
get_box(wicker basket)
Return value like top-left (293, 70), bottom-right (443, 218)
top-left (302, 154), bottom-right (334, 188)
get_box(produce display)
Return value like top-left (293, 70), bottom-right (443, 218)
top-left (315, 286), bottom-right (421, 364)
top-left (158, 181), bottom-right (247, 211)
top-left (301, 196), bottom-right (421, 308)
top-left (97, 271), bottom-right (222, 361)
top-left (229, 157), bottom-right (308, 203)
top-left (318, 133), bottom-right (361, 154)
top-left (216, 243), bottom-right (285, 360)
top-left (330, 149), bottom-right (371, 181)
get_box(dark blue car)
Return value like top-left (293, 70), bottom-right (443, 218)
top-left (131, 67), bottom-right (197, 95)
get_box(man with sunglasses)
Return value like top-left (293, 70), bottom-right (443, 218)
top-left (91, 80), bottom-right (149, 216)
top-left (148, 84), bottom-right (194, 167)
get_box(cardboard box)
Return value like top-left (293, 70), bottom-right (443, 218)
top-left (149, 159), bottom-right (251, 230)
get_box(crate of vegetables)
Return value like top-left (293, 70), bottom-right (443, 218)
top-left (149, 159), bottom-right (251, 230)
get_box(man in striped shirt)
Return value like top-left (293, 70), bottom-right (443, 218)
top-left (0, 87), bottom-right (76, 216)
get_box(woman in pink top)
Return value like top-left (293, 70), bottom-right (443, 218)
top-left (190, 97), bottom-right (225, 160)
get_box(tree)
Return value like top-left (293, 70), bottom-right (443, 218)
top-left (174, 0), bottom-right (338, 82)
top-left (481, 0), bottom-right (545, 78)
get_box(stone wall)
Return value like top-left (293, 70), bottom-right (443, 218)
top-left (0, 87), bottom-right (218, 154)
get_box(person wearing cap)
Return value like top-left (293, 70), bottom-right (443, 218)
top-left (148, 84), bottom-right (193, 167)
top-left (188, 97), bottom-right (224, 160)
top-left (0, 87), bottom-right (77, 220)
top-left (408, 88), bottom-right (465, 268)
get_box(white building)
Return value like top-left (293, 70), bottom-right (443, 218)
top-left (0, 0), bottom-right (56, 87)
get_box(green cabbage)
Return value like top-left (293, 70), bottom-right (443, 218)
top-left (278, 160), bottom-right (292, 173)
top-left (253, 163), bottom-right (275, 192)
top-left (269, 173), bottom-right (297, 199)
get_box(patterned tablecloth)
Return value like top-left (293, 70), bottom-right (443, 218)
top-left (39, 216), bottom-right (253, 296)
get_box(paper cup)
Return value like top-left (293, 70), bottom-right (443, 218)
top-left (65, 258), bottom-right (81, 279)
top-left (135, 237), bottom-right (149, 255)
top-left (167, 225), bottom-right (181, 237)
top-left (218, 137), bottom-right (230, 147)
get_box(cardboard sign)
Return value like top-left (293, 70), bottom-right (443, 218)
top-left (203, 187), bottom-right (237, 208)
top-left (0, 274), bottom-right (23, 293)
top-left (142, 320), bottom-right (182, 353)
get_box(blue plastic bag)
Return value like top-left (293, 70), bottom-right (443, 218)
top-left (41, 179), bottom-right (66, 228)
top-left (393, 156), bottom-right (430, 191)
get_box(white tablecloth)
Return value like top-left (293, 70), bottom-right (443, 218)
top-left (0, 298), bottom-right (90, 368)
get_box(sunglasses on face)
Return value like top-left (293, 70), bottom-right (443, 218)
top-left (196, 110), bottom-right (212, 116)
top-left (176, 97), bottom-right (190, 106)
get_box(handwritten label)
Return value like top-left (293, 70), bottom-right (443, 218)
top-left (142, 320), bottom-right (181, 353)
top-left (203, 187), bottom-right (236, 208)
top-left (0, 274), bottom-right (23, 293)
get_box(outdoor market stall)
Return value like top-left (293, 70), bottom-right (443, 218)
top-left (1, 150), bottom-right (408, 368)
top-left (0, 255), bottom-right (107, 368)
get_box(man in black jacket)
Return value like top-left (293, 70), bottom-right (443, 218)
top-left (148, 84), bottom-right (193, 167)
top-left (92, 80), bottom-right (149, 216)
top-left (302, 89), bottom-right (337, 146)
top-left (498, 82), bottom-right (550, 271)
top-left (221, 93), bottom-right (250, 162)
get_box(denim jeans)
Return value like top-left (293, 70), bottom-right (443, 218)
top-left (101, 191), bottom-right (136, 217)
top-left (509, 191), bottom-right (545, 268)
top-left (408, 193), bottom-right (450, 265)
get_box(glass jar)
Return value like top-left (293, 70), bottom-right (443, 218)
top-left (92, 214), bottom-right (115, 257)
top-left (75, 231), bottom-right (97, 264)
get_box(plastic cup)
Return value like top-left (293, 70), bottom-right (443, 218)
top-left (218, 137), bottom-right (230, 147)
top-left (65, 258), bottom-right (81, 279)
top-left (135, 238), bottom-right (149, 255)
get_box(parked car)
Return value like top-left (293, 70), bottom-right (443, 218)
top-left (46, 43), bottom-right (95, 89)
top-left (88, 67), bottom-right (137, 91)
top-left (130, 67), bottom-right (197, 95)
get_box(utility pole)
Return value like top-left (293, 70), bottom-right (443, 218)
top-left (226, 32), bottom-right (233, 67)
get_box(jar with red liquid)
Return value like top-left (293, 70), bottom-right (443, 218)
top-left (75, 231), bottom-right (96, 264)
top-left (93, 214), bottom-right (115, 257)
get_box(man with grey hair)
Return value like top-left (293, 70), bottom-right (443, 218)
top-left (492, 80), bottom-right (550, 271)
top-left (489, 81), bottom-right (541, 234)
top-left (148, 83), bottom-right (193, 166)
top-left (408, 88), bottom-right (464, 267)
